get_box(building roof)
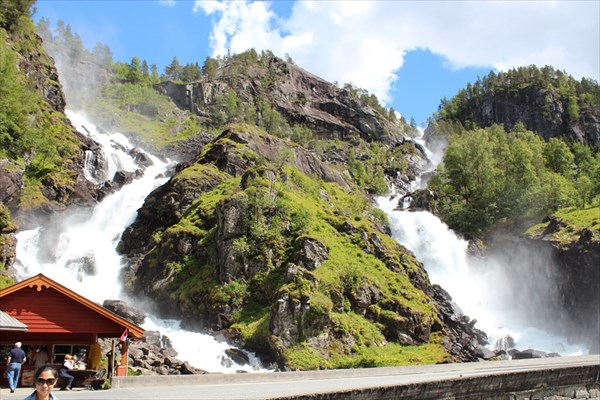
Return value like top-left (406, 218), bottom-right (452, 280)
top-left (0, 310), bottom-right (28, 331)
top-left (0, 274), bottom-right (144, 339)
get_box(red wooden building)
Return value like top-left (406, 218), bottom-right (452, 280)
top-left (0, 273), bottom-right (144, 387)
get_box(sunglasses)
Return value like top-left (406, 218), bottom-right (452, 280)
top-left (35, 378), bottom-right (56, 386)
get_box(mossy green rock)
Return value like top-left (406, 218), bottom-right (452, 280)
top-left (119, 123), bottom-right (485, 369)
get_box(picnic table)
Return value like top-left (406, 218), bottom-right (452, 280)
top-left (69, 369), bottom-right (99, 387)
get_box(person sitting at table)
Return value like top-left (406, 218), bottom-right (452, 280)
top-left (72, 354), bottom-right (80, 369)
top-left (74, 354), bottom-right (86, 369)
top-left (58, 354), bottom-right (74, 391)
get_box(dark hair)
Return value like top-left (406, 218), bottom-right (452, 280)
top-left (34, 364), bottom-right (58, 380)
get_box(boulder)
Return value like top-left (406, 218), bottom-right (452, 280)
top-left (179, 362), bottom-right (198, 375)
top-left (475, 345), bottom-right (495, 360)
top-left (129, 148), bottom-right (154, 168)
top-left (0, 159), bottom-right (24, 209)
top-left (160, 347), bottom-right (178, 358)
top-left (494, 335), bottom-right (515, 352)
top-left (270, 292), bottom-right (313, 347)
top-left (84, 148), bottom-right (110, 183)
top-left (141, 331), bottom-right (162, 347)
top-left (102, 299), bottom-right (146, 325)
top-left (407, 189), bottom-right (436, 212)
top-left (295, 237), bottom-right (328, 271)
top-left (65, 254), bottom-right (96, 277)
top-left (397, 333), bottom-right (417, 346)
top-left (349, 283), bottom-right (380, 314)
top-left (225, 348), bottom-right (250, 366)
top-left (163, 356), bottom-right (179, 367)
top-left (511, 349), bottom-right (546, 359)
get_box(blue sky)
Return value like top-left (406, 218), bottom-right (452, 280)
top-left (33, 0), bottom-right (599, 125)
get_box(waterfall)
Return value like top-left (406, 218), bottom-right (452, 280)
top-left (377, 138), bottom-right (587, 357)
top-left (83, 150), bottom-right (97, 183)
top-left (14, 110), bottom-right (268, 373)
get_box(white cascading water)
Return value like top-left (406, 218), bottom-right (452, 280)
top-left (377, 134), bottom-right (587, 357)
top-left (14, 110), bottom-right (267, 373)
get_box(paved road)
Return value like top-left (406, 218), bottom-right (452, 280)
top-left (2, 355), bottom-right (598, 400)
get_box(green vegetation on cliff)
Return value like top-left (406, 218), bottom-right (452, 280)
top-left (1, 2), bottom-right (85, 209)
top-left (124, 123), bottom-right (450, 369)
top-left (427, 66), bottom-right (600, 237)
top-left (428, 122), bottom-right (600, 236)
top-left (0, 203), bottom-right (16, 285)
top-left (525, 206), bottom-right (600, 246)
top-left (90, 83), bottom-right (204, 149)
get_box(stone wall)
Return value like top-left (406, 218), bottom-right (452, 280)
top-left (270, 365), bottom-right (599, 400)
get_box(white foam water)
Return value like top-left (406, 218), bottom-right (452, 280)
top-left (377, 194), bottom-right (587, 357)
top-left (14, 110), bottom-right (269, 373)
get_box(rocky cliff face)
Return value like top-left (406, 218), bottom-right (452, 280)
top-left (114, 55), bottom-right (484, 370)
top-left (0, 203), bottom-right (17, 280)
top-left (155, 57), bottom-right (407, 146)
top-left (154, 56), bottom-right (426, 193)
top-left (433, 67), bottom-right (600, 146)
top-left (468, 88), bottom-right (599, 146)
top-left (117, 122), bottom-right (486, 369)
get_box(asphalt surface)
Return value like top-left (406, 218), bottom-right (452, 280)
top-left (2, 354), bottom-right (598, 400)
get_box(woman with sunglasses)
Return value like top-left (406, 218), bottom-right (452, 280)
top-left (24, 364), bottom-right (60, 400)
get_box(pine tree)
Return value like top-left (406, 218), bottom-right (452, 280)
top-left (142, 60), bottom-right (150, 80)
top-left (128, 57), bottom-right (143, 83)
top-left (150, 64), bottom-right (159, 83)
top-left (202, 57), bottom-right (218, 80)
top-left (164, 56), bottom-right (182, 81)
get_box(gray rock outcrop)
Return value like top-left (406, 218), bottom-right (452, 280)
top-left (468, 87), bottom-right (599, 146)
top-left (155, 57), bottom-right (406, 146)
top-left (103, 299), bottom-right (147, 325)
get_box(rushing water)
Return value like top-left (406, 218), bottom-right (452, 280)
top-left (376, 137), bottom-right (587, 357)
top-left (14, 111), bottom-right (267, 373)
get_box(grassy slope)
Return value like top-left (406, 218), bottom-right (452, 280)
top-left (141, 125), bottom-right (450, 370)
top-left (525, 206), bottom-right (600, 246)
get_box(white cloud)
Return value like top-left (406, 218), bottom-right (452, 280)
top-left (194, 0), bottom-right (278, 57)
top-left (413, 1), bottom-right (599, 78)
top-left (159, 0), bottom-right (176, 7)
top-left (194, 0), bottom-right (227, 15)
top-left (193, 0), bottom-right (600, 104)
